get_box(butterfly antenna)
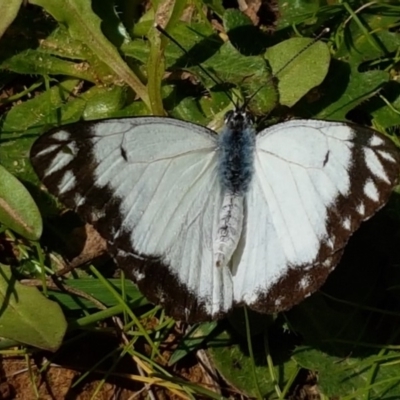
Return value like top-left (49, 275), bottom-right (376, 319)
top-left (242, 27), bottom-right (330, 111)
top-left (155, 24), bottom-right (238, 107)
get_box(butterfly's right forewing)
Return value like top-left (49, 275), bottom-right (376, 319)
top-left (31, 117), bottom-right (233, 321)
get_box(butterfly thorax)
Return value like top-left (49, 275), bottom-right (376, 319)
top-left (217, 109), bottom-right (256, 195)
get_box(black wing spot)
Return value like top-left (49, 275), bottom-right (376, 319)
top-left (120, 145), bottom-right (128, 161)
top-left (323, 150), bottom-right (330, 167)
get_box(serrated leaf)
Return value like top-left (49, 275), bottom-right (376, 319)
top-left (1, 49), bottom-right (97, 81)
top-left (0, 50), bottom-right (96, 82)
top-left (39, 26), bottom-right (88, 60)
top-left (29, 0), bottom-right (149, 108)
top-left (266, 37), bottom-right (330, 107)
top-left (0, 0), bottom-right (23, 39)
top-left (314, 63), bottom-right (388, 121)
top-left (0, 165), bottom-right (42, 240)
top-left (0, 265), bottom-right (67, 351)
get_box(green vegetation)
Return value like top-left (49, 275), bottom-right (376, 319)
top-left (0, 0), bottom-right (400, 398)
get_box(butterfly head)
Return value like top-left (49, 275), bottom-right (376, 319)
top-left (224, 108), bottom-right (254, 132)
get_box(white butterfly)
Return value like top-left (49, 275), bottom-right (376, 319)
top-left (30, 110), bottom-right (399, 321)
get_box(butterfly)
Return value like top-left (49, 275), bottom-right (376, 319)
top-left (30, 109), bottom-right (400, 322)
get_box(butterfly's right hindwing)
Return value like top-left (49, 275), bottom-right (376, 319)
top-left (30, 117), bottom-right (232, 321)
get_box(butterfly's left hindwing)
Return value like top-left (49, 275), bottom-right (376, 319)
top-left (30, 117), bottom-right (233, 321)
top-left (232, 120), bottom-right (400, 313)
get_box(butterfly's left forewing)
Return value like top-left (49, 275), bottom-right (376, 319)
top-left (232, 119), bottom-right (399, 313)
top-left (31, 117), bottom-right (233, 321)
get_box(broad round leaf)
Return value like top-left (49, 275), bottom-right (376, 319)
top-left (266, 38), bottom-right (330, 107)
top-left (0, 0), bottom-right (23, 39)
top-left (0, 164), bottom-right (42, 240)
top-left (0, 265), bottom-right (67, 351)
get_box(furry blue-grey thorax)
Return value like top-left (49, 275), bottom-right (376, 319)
top-left (217, 108), bottom-right (256, 194)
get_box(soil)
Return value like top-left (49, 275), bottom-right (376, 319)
top-left (0, 356), bottom-right (131, 399)
top-left (0, 329), bottom-right (216, 400)
top-left (0, 351), bottom-right (209, 399)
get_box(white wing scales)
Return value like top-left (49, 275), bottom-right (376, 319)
top-left (232, 120), bottom-right (399, 312)
top-left (31, 117), bottom-right (233, 320)
top-left (30, 117), bottom-right (400, 321)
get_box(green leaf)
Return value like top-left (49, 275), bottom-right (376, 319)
top-left (163, 0), bottom-right (189, 31)
top-left (0, 165), bottom-right (42, 240)
top-left (49, 278), bottom-right (147, 311)
top-left (1, 49), bottom-right (97, 81)
top-left (169, 96), bottom-right (208, 126)
top-left (208, 326), bottom-right (299, 398)
top-left (202, 0), bottom-right (224, 18)
top-left (0, 5), bottom-right (54, 64)
top-left (39, 26), bottom-right (88, 60)
top-left (0, 265), bottom-right (67, 351)
top-left (0, 79), bottom-right (80, 180)
top-left (111, 101), bottom-right (149, 118)
top-left (293, 347), bottom-right (400, 399)
top-left (203, 42), bottom-right (277, 114)
top-left (276, 0), bottom-right (323, 29)
top-left (223, 9), bottom-right (267, 56)
top-left (314, 63), bottom-right (388, 121)
top-left (1, 79), bottom-right (80, 134)
top-left (82, 85), bottom-right (127, 120)
top-left (147, 27), bottom-right (167, 116)
top-left (123, 21), bottom-right (216, 68)
top-left (165, 22), bottom-right (216, 64)
top-left (336, 11), bottom-right (400, 64)
top-left (0, 0), bottom-right (23, 39)
top-left (29, 0), bottom-right (150, 109)
top-left (370, 82), bottom-right (400, 129)
top-left (223, 9), bottom-right (252, 32)
top-left (266, 37), bottom-right (330, 107)
top-left (169, 321), bottom-right (218, 365)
